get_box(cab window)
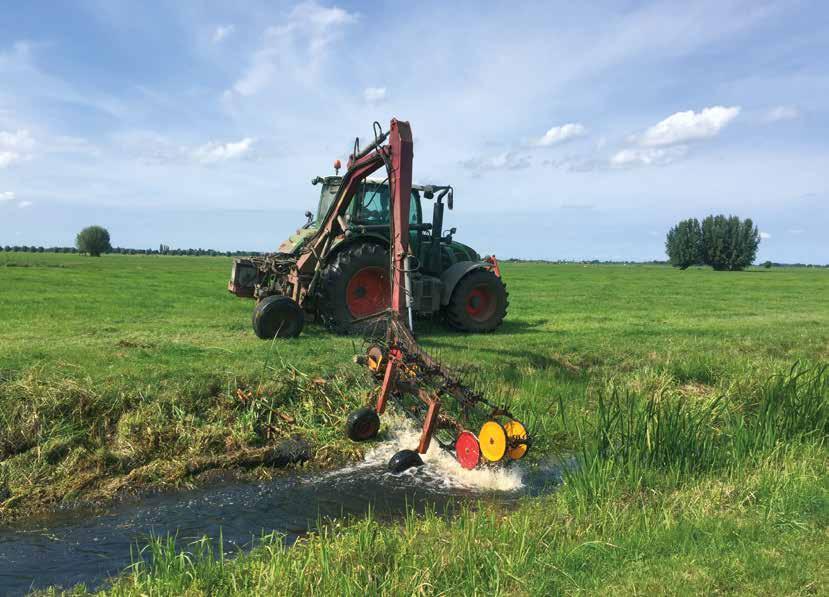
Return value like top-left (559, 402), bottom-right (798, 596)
top-left (353, 183), bottom-right (420, 227)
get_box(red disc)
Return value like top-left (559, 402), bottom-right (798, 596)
top-left (455, 431), bottom-right (481, 470)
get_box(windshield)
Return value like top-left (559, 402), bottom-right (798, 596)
top-left (315, 181), bottom-right (420, 227)
top-left (353, 183), bottom-right (420, 226)
top-left (315, 181), bottom-right (341, 226)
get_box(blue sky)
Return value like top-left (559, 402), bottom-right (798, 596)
top-left (1, 0), bottom-right (827, 262)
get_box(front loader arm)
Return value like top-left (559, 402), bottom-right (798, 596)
top-left (295, 120), bottom-right (414, 320)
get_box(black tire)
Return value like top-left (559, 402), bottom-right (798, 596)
top-left (346, 407), bottom-right (381, 441)
top-left (317, 243), bottom-right (390, 335)
top-left (388, 449), bottom-right (424, 473)
top-left (445, 268), bottom-right (508, 332)
top-left (252, 295), bottom-right (304, 339)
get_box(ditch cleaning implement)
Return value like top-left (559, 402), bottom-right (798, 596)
top-left (234, 118), bottom-right (528, 471)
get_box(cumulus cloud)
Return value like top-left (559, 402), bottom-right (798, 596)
top-left (759, 231), bottom-right (771, 240)
top-left (535, 123), bottom-right (586, 146)
top-left (460, 151), bottom-right (531, 174)
top-left (638, 106), bottom-right (740, 146)
top-left (191, 138), bottom-right (255, 164)
top-left (18, 200), bottom-right (32, 208)
top-left (0, 129), bottom-right (35, 168)
top-left (363, 87), bottom-right (386, 104)
top-left (229, 2), bottom-right (357, 97)
top-left (0, 191), bottom-right (15, 201)
top-left (610, 145), bottom-right (688, 168)
top-left (212, 25), bottom-right (236, 43)
top-left (765, 105), bottom-right (799, 122)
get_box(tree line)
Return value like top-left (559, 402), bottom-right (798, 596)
top-left (0, 245), bottom-right (263, 257)
top-left (666, 215), bottom-right (761, 271)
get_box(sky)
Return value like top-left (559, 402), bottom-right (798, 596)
top-left (1, 0), bottom-right (827, 262)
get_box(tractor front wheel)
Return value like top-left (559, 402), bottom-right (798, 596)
top-left (445, 268), bottom-right (508, 333)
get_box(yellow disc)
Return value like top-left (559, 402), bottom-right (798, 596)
top-left (478, 421), bottom-right (507, 462)
top-left (504, 420), bottom-right (529, 460)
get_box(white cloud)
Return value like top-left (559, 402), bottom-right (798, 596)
top-left (363, 87), bottom-right (386, 104)
top-left (535, 123), bottom-right (586, 146)
top-left (0, 191), bottom-right (15, 201)
top-left (0, 129), bottom-right (35, 168)
top-left (212, 25), bottom-right (236, 43)
top-left (460, 151), bottom-right (531, 174)
top-left (638, 106), bottom-right (741, 146)
top-left (610, 145), bottom-right (688, 168)
top-left (765, 105), bottom-right (799, 122)
top-left (759, 231), bottom-right (771, 239)
top-left (229, 2), bottom-right (357, 98)
top-left (787, 229), bottom-right (804, 235)
top-left (18, 200), bottom-right (32, 208)
top-left (191, 138), bottom-right (255, 164)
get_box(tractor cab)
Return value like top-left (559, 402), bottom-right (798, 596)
top-left (289, 176), bottom-right (479, 276)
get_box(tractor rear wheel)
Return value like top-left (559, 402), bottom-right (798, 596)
top-left (252, 295), bottom-right (304, 339)
top-left (317, 243), bottom-right (390, 335)
top-left (445, 268), bottom-right (508, 333)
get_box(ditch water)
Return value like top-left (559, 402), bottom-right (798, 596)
top-left (0, 418), bottom-right (567, 595)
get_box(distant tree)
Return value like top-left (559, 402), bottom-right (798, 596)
top-left (700, 215), bottom-right (760, 271)
top-left (665, 218), bottom-right (703, 269)
top-left (762, 260), bottom-right (772, 269)
top-left (76, 225), bottom-right (112, 257)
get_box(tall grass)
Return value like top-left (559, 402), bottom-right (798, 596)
top-left (563, 363), bottom-right (828, 500)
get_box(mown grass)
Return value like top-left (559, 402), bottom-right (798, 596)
top-left (1, 252), bottom-right (828, 593)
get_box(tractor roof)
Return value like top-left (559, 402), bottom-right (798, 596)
top-left (317, 175), bottom-right (443, 194)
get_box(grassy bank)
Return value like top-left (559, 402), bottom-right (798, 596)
top-left (1, 252), bottom-right (828, 592)
top-left (58, 364), bottom-right (828, 595)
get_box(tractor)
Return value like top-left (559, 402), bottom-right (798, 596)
top-left (227, 143), bottom-right (508, 338)
top-left (228, 119), bottom-right (529, 472)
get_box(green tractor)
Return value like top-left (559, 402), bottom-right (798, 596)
top-left (228, 174), bottom-right (508, 337)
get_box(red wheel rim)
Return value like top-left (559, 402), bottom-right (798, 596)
top-left (455, 431), bottom-right (481, 470)
top-left (465, 285), bottom-right (496, 322)
top-left (346, 267), bottom-right (390, 318)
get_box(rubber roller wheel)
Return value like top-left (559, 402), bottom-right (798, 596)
top-left (478, 420), bottom-right (507, 462)
top-left (388, 449), bottom-right (424, 473)
top-left (345, 407), bottom-right (380, 441)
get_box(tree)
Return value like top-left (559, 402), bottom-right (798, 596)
top-left (700, 215), bottom-right (760, 271)
top-left (667, 215), bottom-right (761, 271)
top-left (76, 225), bottom-right (112, 257)
top-left (665, 218), bottom-right (703, 269)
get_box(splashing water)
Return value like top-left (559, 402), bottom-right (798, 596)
top-left (325, 414), bottom-right (526, 493)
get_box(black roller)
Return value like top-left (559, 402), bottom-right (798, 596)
top-left (345, 407), bottom-right (380, 441)
top-left (388, 449), bottom-right (424, 473)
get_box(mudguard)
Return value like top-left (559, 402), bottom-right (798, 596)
top-left (439, 261), bottom-right (490, 305)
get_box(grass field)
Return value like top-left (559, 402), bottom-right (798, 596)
top-left (1, 252), bottom-right (827, 594)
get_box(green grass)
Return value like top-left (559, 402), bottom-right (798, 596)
top-left (1, 252), bottom-right (828, 594)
